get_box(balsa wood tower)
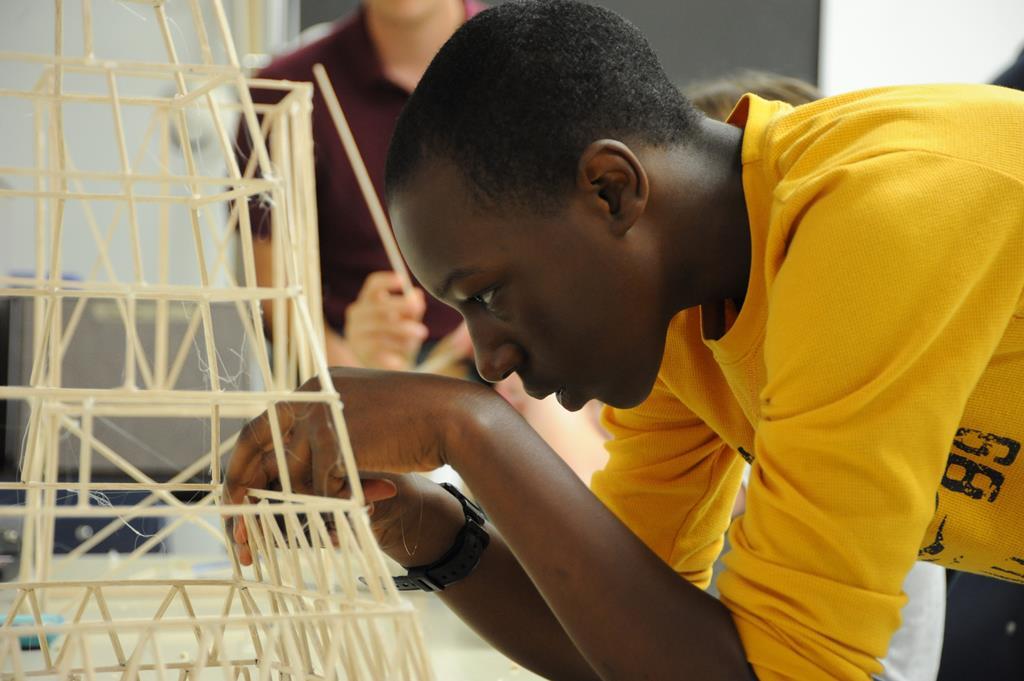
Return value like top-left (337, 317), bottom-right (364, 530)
top-left (0, 1), bottom-right (433, 678)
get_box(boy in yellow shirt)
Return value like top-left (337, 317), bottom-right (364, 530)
top-left (225, 2), bottom-right (1024, 679)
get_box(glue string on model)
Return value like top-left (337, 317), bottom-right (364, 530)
top-left (180, 297), bottom-right (249, 486)
top-left (398, 472), bottom-right (426, 558)
top-left (116, 1), bottom-right (148, 24)
top-left (251, 162), bottom-right (282, 213)
top-left (227, 114), bottom-right (282, 214)
top-left (48, 489), bottom-right (161, 542)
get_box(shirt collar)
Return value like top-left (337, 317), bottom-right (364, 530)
top-left (727, 93), bottom-right (791, 166)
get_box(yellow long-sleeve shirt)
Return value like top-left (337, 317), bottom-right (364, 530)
top-left (593, 84), bottom-right (1024, 680)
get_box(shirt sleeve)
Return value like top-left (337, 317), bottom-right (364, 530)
top-left (595, 379), bottom-right (746, 589)
top-left (718, 152), bottom-right (1024, 679)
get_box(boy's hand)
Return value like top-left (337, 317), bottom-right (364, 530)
top-left (222, 368), bottom-right (496, 563)
top-left (364, 474), bottom-right (466, 568)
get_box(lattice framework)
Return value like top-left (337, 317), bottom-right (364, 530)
top-left (0, 1), bottom-right (433, 678)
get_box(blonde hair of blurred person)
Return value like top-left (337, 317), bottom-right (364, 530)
top-left (684, 69), bottom-right (821, 120)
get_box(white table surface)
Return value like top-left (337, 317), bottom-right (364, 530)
top-left (1, 554), bottom-right (546, 681)
top-left (406, 592), bottom-right (545, 681)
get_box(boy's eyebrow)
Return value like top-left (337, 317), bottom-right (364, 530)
top-left (438, 266), bottom-right (482, 299)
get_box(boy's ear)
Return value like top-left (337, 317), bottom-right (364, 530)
top-left (576, 140), bottom-right (649, 236)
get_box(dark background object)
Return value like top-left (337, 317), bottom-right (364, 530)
top-left (938, 572), bottom-right (1024, 679)
top-left (1, 298), bottom-right (250, 482)
top-left (0, 490), bottom-right (167, 568)
top-left (0, 299), bottom-right (9, 468)
top-left (298, 0), bottom-right (821, 87)
top-left (992, 44), bottom-right (1024, 89)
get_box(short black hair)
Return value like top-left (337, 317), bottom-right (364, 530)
top-left (385, 0), bottom-right (702, 210)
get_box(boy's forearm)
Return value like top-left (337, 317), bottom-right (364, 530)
top-left (448, 397), bottom-right (753, 681)
top-left (383, 483), bottom-right (599, 680)
top-left (442, 526), bottom-right (601, 680)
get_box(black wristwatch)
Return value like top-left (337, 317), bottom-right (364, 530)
top-left (393, 482), bottom-right (490, 592)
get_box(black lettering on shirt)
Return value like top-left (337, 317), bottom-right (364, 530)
top-left (940, 429), bottom-right (1020, 503)
top-left (919, 516), bottom-right (947, 558)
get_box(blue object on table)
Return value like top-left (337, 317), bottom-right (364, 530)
top-left (6, 613), bottom-right (63, 650)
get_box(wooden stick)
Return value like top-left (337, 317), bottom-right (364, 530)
top-left (270, 110), bottom-right (290, 387)
top-left (55, 154), bottom-right (158, 393)
top-left (47, 0), bottom-right (68, 406)
top-left (91, 581), bottom-right (127, 667)
top-left (298, 96), bottom-right (326, 357)
top-left (187, 0), bottom-right (214, 66)
top-left (52, 436), bottom-right (229, 564)
top-left (164, 304), bottom-right (205, 389)
top-left (0, 88), bottom-right (181, 107)
top-left (0, 501), bottom-right (353, 520)
top-left (26, 587), bottom-right (53, 668)
top-left (58, 415), bottom-right (199, 509)
top-left (0, 277), bottom-right (296, 296)
top-left (312, 64), bottom-right (412, 295)
top-left (0, 482), bottom-right (216, 492)
top-left (0, 186), bottom-right (256, 204)
top-left (0, 384), bottom-right (334, 404)
top-left (156, 109), bottom-right (171, 387)
top-left (0, 51), bottom-right (249, 75)
top-left (81, 0), bottom-right (93, 60)
top-left (31, 73), bottom-right (49, 402)
top-left (154, 4), bottom-right (224, 402)
top-left (0, 165), bottom-right (273, 188)
top-left (266, 406), bottom-right (291, 494)
top-left (40, 408), bottom-right (60, 589)
top-left (53, 593), bottom-right (87, 669)
top-left (76, 401), bottom-right (93, 509)
top-left (209, 0), bottom-right (241, 69)
top-left (105, 68), bottom-right (146, 284)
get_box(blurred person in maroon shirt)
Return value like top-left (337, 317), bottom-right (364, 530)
top-left (237, 0), bottom-right (609, 482)
top-left (237, 0), bottom-right (483, 370)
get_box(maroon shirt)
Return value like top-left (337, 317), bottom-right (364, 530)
top-left (239, 4), bottom-right (482, 340)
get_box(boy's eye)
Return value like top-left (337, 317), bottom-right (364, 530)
top-left (470, 288), bottom-right (497, 308)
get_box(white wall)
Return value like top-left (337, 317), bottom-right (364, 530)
top-left (820, 0), bottom-right (1024, 96)
top-left (0, 1), bottom-right (243, 286)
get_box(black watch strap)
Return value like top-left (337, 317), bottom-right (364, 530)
top-left (394, 483), bottom-right (490, 592)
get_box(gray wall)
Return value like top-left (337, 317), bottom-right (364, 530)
top-left (299, 0), bottom-right (820, 87)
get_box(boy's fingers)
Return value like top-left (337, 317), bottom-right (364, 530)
top-left (224, 402), bottom-right (299, 505)
top-left (224, 404), bottom-right (301, 564)
top-left (310, 419), bottom-right (344, 495)
top-left (223, 447), bottom-right (279, 506)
